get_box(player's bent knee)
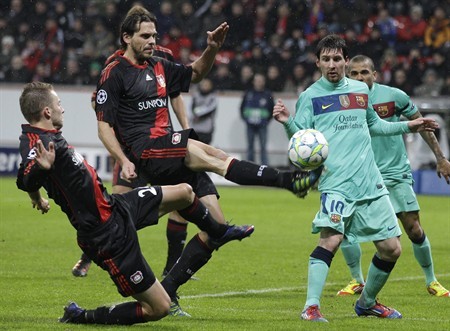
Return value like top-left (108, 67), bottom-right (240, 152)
top-left (177, 183), bottom-right (194, 202)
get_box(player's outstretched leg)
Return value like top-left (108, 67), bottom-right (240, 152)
top-left (72, 253), bottom-right (91, 277)
top-left (224, 159), bottom-right (323, 196)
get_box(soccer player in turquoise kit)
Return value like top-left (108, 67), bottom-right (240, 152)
top-left (336, 55), bottom-right (450, 297)
top-left (273, 35), bottom-right (438, 322)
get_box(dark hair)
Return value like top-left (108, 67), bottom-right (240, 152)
top-left (19, 82), bottom-right (54, 123)
top-left (315, 34), bottom-right (348, 59)
top-left (349, 55), bottom-right (375, 71)
top-left (119, 6), bottom-right (157, 49)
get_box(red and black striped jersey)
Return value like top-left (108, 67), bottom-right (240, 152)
top-left (16, 124), bottom-right (113, 231)
top-left (94, 55), bottom-right (192, 159)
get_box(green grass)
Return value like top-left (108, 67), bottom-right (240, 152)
top-left (0, 177), bottom-right (449, 330)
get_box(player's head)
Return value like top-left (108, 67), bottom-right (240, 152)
top-left (347, 55), bottom-right (377, 89)
top-left (19, 82), bottom-right (64, 129)
top-left (120, 5), bottom-right (158, 63)
top-left (315, 34), bottom-right (349, 83)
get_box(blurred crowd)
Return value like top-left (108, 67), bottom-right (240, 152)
top-left (1, 0), bottom-right (449, 96)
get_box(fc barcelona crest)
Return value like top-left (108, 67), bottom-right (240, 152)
top-left (376, 105), bottom-right (389, 117)
top-left (355, 95), bottom-right (366, 107)
top-left (339, 95), bottom-right (350, 108)
top-left (156, 74), bottom-right (166, 88)
top-left (330, 214), bottom-right (341, 223)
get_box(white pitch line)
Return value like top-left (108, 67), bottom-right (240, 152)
top-left (182, 273), bottom-right (450, 299)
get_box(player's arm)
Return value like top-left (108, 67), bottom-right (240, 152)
top-left (97, 121), bottom-right (136, 181)
top-left (368, 105), bottom-right (437, 135)
top-left (408, 112), bottom-right (450, 183)
top-left (273, 99), bottom-right (299, 138)
top-left (190, 22), bottom-right (229, 83)
top-left (170, 94), bottom-right (190, 129)
top-left (28, 191), bottom-right (50, 214)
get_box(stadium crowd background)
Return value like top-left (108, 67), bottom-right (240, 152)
top-left (1, 0), bottom-right (449, 96)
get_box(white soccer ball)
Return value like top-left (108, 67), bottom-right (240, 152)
top-left (288, 129), bottom-right (328, 171)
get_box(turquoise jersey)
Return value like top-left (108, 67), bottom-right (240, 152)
top-left (284, 77), bottom-right (411, 201)
top-left (369, 83), bottom-right (418, 184)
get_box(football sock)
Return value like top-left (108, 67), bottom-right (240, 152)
top-left (340, 241), bottom-right (365, 284)
top-left (360, 254), bottom-right (396, 308)
top-left (411, 234), bottom-right (436, 285)
top-left (225, 159), bottom-right (293, 190)
top-left (81, 253), bottom-right (91, 263)
top-left (304, 247), bottom-right (334, 308)
top-left (163, 218), bottom-right (188, 274)
top-left (177, 197), bottom-right (227, 238)
top-left (85, 302), bottom-right (146, 325)
top-left (161, 234), bottom-right (212, 299)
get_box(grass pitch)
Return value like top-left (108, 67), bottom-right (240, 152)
top-left (0, 177), bottom-right (449, 330)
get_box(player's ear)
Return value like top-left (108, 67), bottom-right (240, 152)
top-left (373, 70), bottom-right (378, 81)
top-left (42, 106), bottom-right (52, 120)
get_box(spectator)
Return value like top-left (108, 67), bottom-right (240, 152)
top-left (175, 1), bottom-right (201, 46)
top-left (101, 2), bottom-right (121, 36)
top-left (160, 24), bottom-right (192, 61)
top-left (240, 73), bottom-right (274, 165)
top-left (5, 55), bottom-right (31, 82)
top-left (156, 1), bottom-right (177, 39)
top-left (414, 69), bottom-right (443, 97)
top-left (360, 27), bottom-right (388, 68)
top-left (395, 5), bottom-right (427, 55)
top-left (265, 64), bottom-right (285, 92)
top-left (374, 8), bottom-right (397, 47)
top-left (54, 0), bottom-right (75, 32)
top-left (197, 1), bottom-right (227, 49)
top-left (0, 35), bottom-right (18, 79)
top-left (285, 63), bottom-right (312, 94)
top-left (235, 64), bottom-right (254, 91)
top-left (223, 1), bottom-right (253, 51)
top-left (57, 58), bottom-right (84, 85)
top-left (424, 6), bottom-right (450, 52)
top-left (211, 63), bottom-right (235, 91)
top-left (28, 0), bottom-right (49, 38)
top-left (427, 50), bottom-right (449, 80)
top-left (390, 68), bottom-right (414, 96)
top-left (83, 19), bottom-right (114, 62)
top-left (64, 16), bottom-right (85, 52)
top-left (284, 27), bottom-right (309, 60)
top-left (189, 78), bottom-right (217, 145)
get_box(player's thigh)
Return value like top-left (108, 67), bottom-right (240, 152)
top-left (352, 194), bottom-right (402, 243)
top-left (386, 180), bottom-right (420, 213)
top-left (158, 184), bottom-right (194, 216)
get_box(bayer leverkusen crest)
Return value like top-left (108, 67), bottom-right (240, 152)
top-left (172, 132), bottom-right (181, 144)
top-left (156, 74), bottom-right (166, 88)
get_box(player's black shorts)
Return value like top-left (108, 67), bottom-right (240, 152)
top-left (137, 129), bottom-right (219, 198)
top-left (76, 186), bottom-right (162, 297)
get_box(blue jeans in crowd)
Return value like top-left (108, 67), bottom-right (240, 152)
top-left (246, 123), bottom-right (268, 165)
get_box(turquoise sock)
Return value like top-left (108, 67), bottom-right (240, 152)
top-left (340, 241), bottom-right (364, 284)
top-left (360, 262), bottom-right (390, 308)
top-left (304, 257), bottom-right (329, 309)
top-left (412, 235), bottom-right (436, 285)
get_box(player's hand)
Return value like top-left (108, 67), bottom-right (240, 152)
top-left (35, 140), bottom-right (55, 170)
top-left (436, 158), bottom-right (450, 184)
top-left (31, 197), bottom-right (50, 214)
top-left (120, 159), bottom-right (137, 182)
top-left (273, 99), bottom-right (290, 124)
top-left (207, 22), bottom-right (229, 49)
top-left (407, 117), bottom-right (438, 132)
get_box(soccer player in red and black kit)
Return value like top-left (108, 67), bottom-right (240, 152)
top-left (94, 6), bottom-right (320, 315)
top-left (72, 45), bottom-right (193, 281)
top-left (16, 82), bottom-right (254, 325)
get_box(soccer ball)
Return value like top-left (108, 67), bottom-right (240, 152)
top-left (288, 129), bottom-right (328, 171)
